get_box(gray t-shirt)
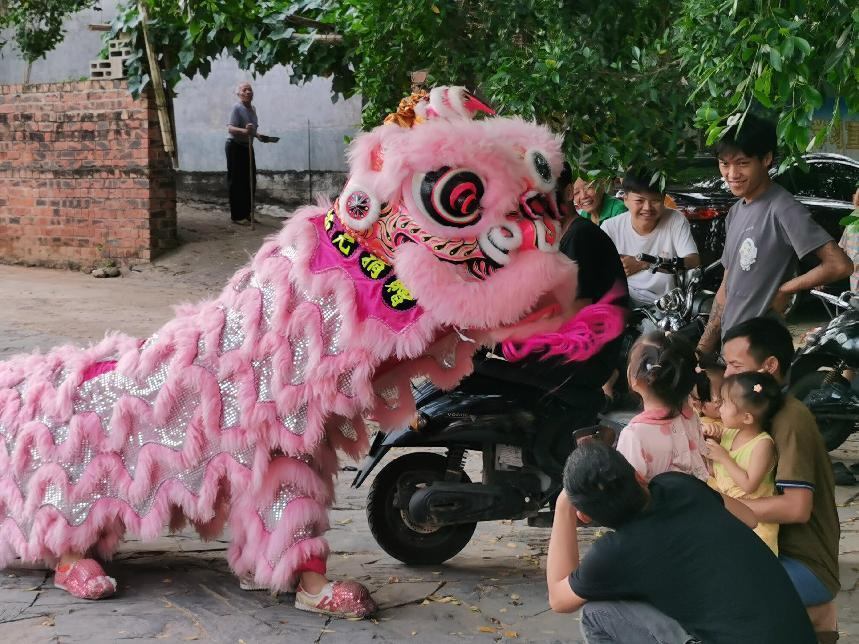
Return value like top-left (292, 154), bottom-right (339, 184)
top-left (720, 183), bottom-right (831, 335)
top-left (227, 103), bottom-right (258, 144)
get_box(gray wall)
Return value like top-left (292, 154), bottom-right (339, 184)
top-left (176, 59), bottom-right (360, 173)
top-left (0, 2), bottom-right (362, 181)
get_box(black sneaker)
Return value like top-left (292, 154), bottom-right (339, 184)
top-left (831, 461), bottom-right (857, 486)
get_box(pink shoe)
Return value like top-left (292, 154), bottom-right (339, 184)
top-left (54, 559), bottom-right (117, 600)
top-left (295, 580), bottom-right (377, 619)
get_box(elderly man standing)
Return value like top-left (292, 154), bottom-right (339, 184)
top-left (225, 83), bottom-right (274, 226)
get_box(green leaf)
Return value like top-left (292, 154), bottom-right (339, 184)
top-left (769, 48), bottom-right (782, 71)
top-left (805, 86), bottom-right (823, 109)
top-left (794, 36), bottom-right (811, 55)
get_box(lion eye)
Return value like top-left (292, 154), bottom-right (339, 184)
top-left (525, 149), bottom-right (556, 193)
top-left (413, 166), bottom-right (484, 227)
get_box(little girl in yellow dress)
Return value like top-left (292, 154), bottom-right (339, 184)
top-left (704, 372), bottom-right (782, 554)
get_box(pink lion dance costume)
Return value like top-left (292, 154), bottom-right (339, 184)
top-left (0, 87), bottom-right (624, 615)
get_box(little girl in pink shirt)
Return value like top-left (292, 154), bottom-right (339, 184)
top-left (616, 332), bottom-right (709, 481)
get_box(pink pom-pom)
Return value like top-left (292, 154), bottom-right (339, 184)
top-left (502, 284), bottom-right (627, 363)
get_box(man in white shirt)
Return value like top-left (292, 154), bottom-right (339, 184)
top-left (602, 168), bottom-right (700, 307)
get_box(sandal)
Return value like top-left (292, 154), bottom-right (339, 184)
top-left (54, 559), bottom-right (117, 600)
top-left (295, 580), bottom-right (377, 619)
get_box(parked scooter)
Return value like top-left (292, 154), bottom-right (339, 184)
top-left (351, 361), bottom-right (608, 565)
top-left (790, 289), bottom-right (859, 451)
top-left (609, 254), bottom-right (717, 407)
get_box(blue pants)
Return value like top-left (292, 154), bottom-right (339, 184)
top-left (581, 601), bottom-right (700, 644)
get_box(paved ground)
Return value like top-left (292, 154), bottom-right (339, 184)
top-left (0, 201), bottom-right (857, 643)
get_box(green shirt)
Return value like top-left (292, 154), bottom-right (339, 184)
top-left (578, 195), bottom-right (626, 225)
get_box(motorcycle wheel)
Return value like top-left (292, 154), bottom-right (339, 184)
top-left (789, 370), bottom-right (855, 451)
top-left (366, 452), bottom-right (476, 565)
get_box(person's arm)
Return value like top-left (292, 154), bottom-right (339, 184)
top-left (227, 124), bottom-right (256, 137)
top-left (741, 487), bottom-right (813, 524)
top-left (772, 241), bottom-right (853, 313)
top-left (705, 437), bottom-right (774, 494)
top-left (683, 253), bottom-right (701, 270)
top-left (696, 271), bottom-right (726, 355)
top-left (720, 493), bottom-right (759, 528)
top-left (546, 491), bottom-right (587, 613)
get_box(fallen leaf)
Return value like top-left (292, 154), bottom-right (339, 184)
top-left (387, 576), bottom-right (400, 583)
top-left (411, 631), bottom-right (417, 636)
top-left (336, 518), bottom-right (353, 525)
top-left (183, 636), bottom-right (199, 641)
top-left (510, 593), bottom-right (520, 600)
top-left (478, 626), bottom-right (497, 633)
top-left (41, 616), bottom-right (55, 627)
top-left (499, 608), bottom-right (508, 613)
top-left (504, 631), bottom-right (519, 638)
top-left (470, 606), bottom-right (480, 613)
top-left (506, 542), bottom-right (517, 548)
top-left (320, 629), bottom-right (336, 633)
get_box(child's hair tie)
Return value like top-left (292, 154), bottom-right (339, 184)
top-left (753, 383), bottom-right (763, 393)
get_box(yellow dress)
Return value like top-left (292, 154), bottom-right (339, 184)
top-left (708, 427), bottom-right (779, 554)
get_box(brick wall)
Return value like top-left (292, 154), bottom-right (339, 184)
top-left (0, 80), bottom-right (177, 268)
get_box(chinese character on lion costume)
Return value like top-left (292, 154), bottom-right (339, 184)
top-left (0, 87), bottom-right (624, 616)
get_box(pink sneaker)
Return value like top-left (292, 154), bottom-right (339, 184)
top-left (295, 580), bottom-right (377, 619)
top-left (54, 559), bottom-right (117, 600)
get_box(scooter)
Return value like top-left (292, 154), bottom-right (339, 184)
top-left (608, 254), bottom-right (716, 408)
top-left (351, 360), bottom-right (608, 565)
top-left (789, 289), bottom-right (859, 451)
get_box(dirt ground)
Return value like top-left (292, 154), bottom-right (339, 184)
top-left (0, 200), bottom-right (284, 357)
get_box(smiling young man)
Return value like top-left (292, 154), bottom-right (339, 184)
top-left (697, 115), bottom-right (853, 355)
top-left (601, 168), bottom-right (700, 307)
top-left (721, 317), bottom-right (840, 641)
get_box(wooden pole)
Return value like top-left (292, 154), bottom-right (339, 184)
top-left (248, 137), bottom-right (255, 230)
top-left (138, 0), bottom-right (177, 166)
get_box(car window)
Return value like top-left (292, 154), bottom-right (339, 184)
top-left (777, 161), bottom-right (859, 200)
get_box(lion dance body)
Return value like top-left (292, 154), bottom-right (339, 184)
top-left (0, 87), bottom-right (623, 615)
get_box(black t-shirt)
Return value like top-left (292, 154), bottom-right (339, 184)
top-left (512, 218), bottom-right (629, 395)
top-left (569, 473), bottom-right (815, 644)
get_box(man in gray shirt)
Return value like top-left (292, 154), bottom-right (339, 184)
top-left (697, 115), bottom-right (852, 355)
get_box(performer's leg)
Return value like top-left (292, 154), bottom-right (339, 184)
top-left (228, 452), bottom-right (376, 618)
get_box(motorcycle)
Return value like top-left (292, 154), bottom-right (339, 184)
top-left (608, 253), bottom-right (717, 408)
top-left (789, 289), bottom-right (859, 451)
top-left (350, 363), bottom-right (608, 565)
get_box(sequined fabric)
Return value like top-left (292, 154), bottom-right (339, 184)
top-left (295, 580), bottom-right (378, 619)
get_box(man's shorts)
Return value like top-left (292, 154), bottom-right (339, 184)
top-left (779, 556), bottom-right (835, 606)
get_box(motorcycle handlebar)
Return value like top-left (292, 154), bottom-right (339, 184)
top-left (635, 254), bottom-right (686, 272)
top-left (810, 289), bottom-right (855, 309)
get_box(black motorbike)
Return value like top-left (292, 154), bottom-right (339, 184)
top-left (351, 363), bottom-right (607, 565)
top-left (789, 289), bottom-right (859, 451)
top-left (609, 253), bottom-right (717, 406)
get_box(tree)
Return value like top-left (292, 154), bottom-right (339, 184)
top-left (0, 0), bottom-right (100, 65)
top-left (4, 0), bottom-right (857, 178)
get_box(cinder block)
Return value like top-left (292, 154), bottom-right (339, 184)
top-left (89, 57), bottom-right (126, 80)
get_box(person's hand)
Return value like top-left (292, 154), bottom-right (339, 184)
top-left (704, 438), bottom-right (730, 464)
top-left (245, 123), bottom-right (256, 136)
top-left (701, 422), bottom-right (723, 441)
top-left (770, 287), bottom-right (793, 316)
top-left (621, 255), bottom-right (645, 277)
